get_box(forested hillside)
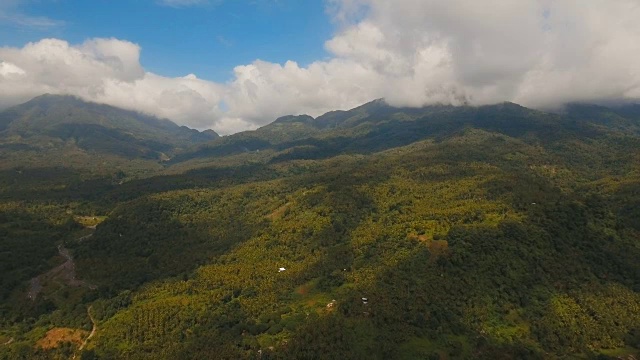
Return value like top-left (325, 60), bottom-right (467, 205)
top-left (0, 95), bottom-right (218, 177)
top-left (1, 97), bottom-right (639, 359)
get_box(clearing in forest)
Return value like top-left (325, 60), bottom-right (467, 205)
top-left (36, 328), bottom-right (88, 350)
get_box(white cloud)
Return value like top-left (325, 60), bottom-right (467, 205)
top-left (0, 62), bottom-right (25, 77)
top-left (0, 39), bottom-right (225, 131)
top-left (0, 38), bottom-right (375, 134)
top-left (0, 0), bottom-right (63, 28)
top-left (223, 0), bottom-right (640, 129)
top-left (1, 1), bottom-right (640, 135)
top-left (0, 12), bottom-right (63, 28)
top-left (323, 0), bottom-right (640, 109)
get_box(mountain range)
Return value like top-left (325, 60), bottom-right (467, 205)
top-left (0, 94), bottom-right (639, 359)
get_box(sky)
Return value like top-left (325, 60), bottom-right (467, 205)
top-left (1, 0), bottom-right (333, 81)
top-left (1, 0), bottom-right (640, 134)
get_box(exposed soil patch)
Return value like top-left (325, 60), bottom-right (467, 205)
top-left (73, 216), bottom-right (106, 228)
top-left (295, 284), bottom-right (310, 296)
top-left (36, 328), bottom-right (87, 350)
top-left (266, 202), bottom-right (291, 220)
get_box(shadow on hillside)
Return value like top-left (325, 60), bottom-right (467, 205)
top-left (0, 163), bottom-right (280, 206)
top-left (106, 164), bottom-right (279, 203)
top-left (73, 195), bottom-right (264, 296)
top-left (0, 167), bottom-right (116, 205)
top-left (0, 207), bottom-right (86, 327)
top-left (277, 212), bottom-right (640, 359)
top-left (49, 123), bottom-right (172, 159)
top-left (0, 208), bottom-right (66, 301)
top-left (613, 180), bottom-right (640, 232)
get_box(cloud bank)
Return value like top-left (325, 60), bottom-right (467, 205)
top-left (1, 0), bottom-right (640, 134)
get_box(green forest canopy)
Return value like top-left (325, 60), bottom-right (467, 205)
top-left (1, 98), bottom-right (639, 359)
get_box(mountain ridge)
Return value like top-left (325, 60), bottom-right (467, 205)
top-left (1, 93), bottom-right (219, 140)
top-left (171, 99), bottom-right (623, 166)
top-left (0, 94), bottom-right (219, 168)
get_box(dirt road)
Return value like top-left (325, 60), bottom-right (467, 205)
top-left (73, 306), bottom-right (97, 359)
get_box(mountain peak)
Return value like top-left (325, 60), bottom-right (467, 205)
top-left (0, 94), bottom-right (219, 161)
top-left (22, 93), bottom-right (85, 108)
top-left (350, 98), bottom-right (391, 112)
top-left (272, 114), bottom-right (315, 125)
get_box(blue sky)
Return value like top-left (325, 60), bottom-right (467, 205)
top-left (1, 0), bottom-right (333, 82)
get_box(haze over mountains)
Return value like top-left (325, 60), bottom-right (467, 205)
top-left (0, 93), bottom-right (639, 359)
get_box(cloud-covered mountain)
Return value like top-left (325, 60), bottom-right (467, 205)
top-left (1, 1), bottom-right (639, 134)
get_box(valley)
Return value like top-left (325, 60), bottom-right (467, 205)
top-left (28, 243), bottom-right (96, 301)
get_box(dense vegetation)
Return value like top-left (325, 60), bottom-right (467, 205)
top-left (1, 96), bottom-right (639, 359)
top-left (0, 94), bottom-right (218, 177)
